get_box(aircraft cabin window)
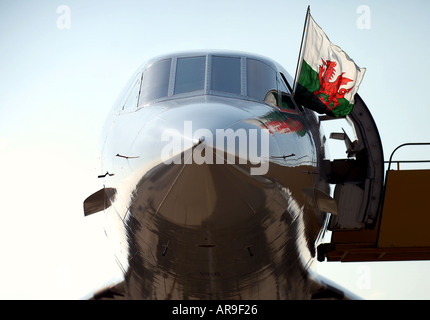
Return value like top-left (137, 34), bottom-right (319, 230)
top-left (211, 56), bottom-right (241, 95)
top-left (247, 59), bottom-right (278, 106)
top-left (140, 59), bottom-right (171, 104)
top-left (174, 56), bottom-right (206, 95)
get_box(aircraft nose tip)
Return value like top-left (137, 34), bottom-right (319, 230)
top-left (130, 155), bottom-right (268, 228)
top-left (122, 100), bottom-right (278, 226)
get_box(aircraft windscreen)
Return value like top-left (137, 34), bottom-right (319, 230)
top-left (211, 56), bottom-right (241, 95)
top-left (247, 59), bottom-right (278, 102)
top-left (140, 59), bottom-right (171, 104)
top-left (174, 56), bottom-right (206, 95)
top-left (137, 53), bottom-right (294, 109)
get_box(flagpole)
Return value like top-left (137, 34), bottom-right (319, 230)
top-left (292, 5), bottom-right (311, 96)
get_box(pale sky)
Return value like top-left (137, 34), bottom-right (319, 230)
top-left (0, 0), bottom-right (429, 299)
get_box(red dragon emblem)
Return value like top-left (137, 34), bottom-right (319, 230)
top-left (313, 59), bottom-right (353, 111)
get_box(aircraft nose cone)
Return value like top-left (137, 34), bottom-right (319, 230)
top-left (125, 98), bottom-right (276, 226)
top-left (135, 160), bottom-right (267, 227)
top-left (127, 98), bottom-right (275, 177)
top-left (108, 97), bottom-right (319, 299)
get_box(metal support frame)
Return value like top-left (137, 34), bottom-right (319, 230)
top-left (319, 94), bottom-right (384, 230)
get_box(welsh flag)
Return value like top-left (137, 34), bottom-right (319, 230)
top-left (294, 11), bottom-right (366, 117)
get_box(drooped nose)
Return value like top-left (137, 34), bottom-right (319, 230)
top-left (127, 98), bottom-right (276, 176)
top-left (116, 98), bottom-right (320, 300)
top-left (125, 98), bottom-right (278, 226)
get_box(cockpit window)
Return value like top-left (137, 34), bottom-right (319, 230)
top-left (120, 72), bottom-right (142, 112)
top-left (211, 56), bottom-right (241, 95)
top-left (247, 59), bottom-right (278, 105)
top-left (277, 72), bottom-right (297, 111)
top-left (140, 59), bottom-right (171, 104)
top-left (137, 53), bottom-right (297, 109)
top-left (174, 56), bottom-right (206, 95)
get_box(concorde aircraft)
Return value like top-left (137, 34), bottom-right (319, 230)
top-left (83, 50), bottom-right (428, 300)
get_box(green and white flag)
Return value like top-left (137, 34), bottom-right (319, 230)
top-left (294, 11), bottom-right (366, 117)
